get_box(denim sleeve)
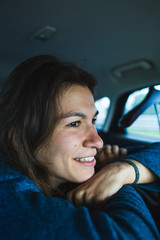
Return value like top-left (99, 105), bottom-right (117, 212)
top-left (126, 142), bottom-right (160, 177)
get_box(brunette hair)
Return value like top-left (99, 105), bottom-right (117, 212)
top-left (0, 55), bottom-right (96, 196)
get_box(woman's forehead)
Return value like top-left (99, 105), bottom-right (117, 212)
top-left (60, 85), bottom-right (94, 103)
top-left (59, 85), bottom-right (96, 115)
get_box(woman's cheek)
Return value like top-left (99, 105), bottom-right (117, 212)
top-left (53, 129), bottom-right (83, 154)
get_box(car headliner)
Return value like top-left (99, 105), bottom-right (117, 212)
top-left (0, 0), bottom-right (160, 100)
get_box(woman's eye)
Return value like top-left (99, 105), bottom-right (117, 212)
top-left (67, 121), bottom-right (81, 127)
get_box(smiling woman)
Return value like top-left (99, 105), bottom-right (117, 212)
top-left (0, 55), bottom-right (99, 196)
top-left (0, 55), bottom-right (159, 239)
top-left (36, 84), bottom-right (103, 186)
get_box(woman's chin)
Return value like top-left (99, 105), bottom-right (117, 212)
top-left (75, 171), bottom-right (95, 183)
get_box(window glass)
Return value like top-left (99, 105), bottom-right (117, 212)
top-left (124, 85), bottom-right (160, 139)
top-left (124, 88), bottom-right (149, 114)
top-left (95, 97), bottom-right (110, 130)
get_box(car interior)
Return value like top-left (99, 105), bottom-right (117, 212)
top-left (1, 0), bottom-right (160, 148)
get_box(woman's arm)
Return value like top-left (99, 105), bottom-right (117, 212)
top-left (66, 186), bottom-right (159, 239)
top-left (96, 143), bottom-right (160, 183)
top-left (67, 160), bottom-right (149, 209)
top-left (1, 158), bottom-right (159, 239)
top-left (125, 142), bottom-right (160, 178)
top-left (95, 144), bottom-right (128, 169)
top-left (67, 143), bottom-right (160, 210)
top-left (3, 184), bottom-right (159, 240)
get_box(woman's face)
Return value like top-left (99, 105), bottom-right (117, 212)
top-left (37, 84), bottom-right (103, 186)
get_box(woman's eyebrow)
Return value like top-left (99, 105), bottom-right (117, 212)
top-left (61, 112), bottom-right (87, 119)
top-left (61, 110), bottom-right (99, 119)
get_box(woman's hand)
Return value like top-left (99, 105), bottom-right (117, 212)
top-left (67, 161), bottom-right (133, 210)
top-left (67, 144), bottom-right (158, 210)
top-left (96, 144), bottom-right (127, 170)
top-left (67, 158), bottom-right (158, 210)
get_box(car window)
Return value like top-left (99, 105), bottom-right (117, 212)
top-left (124, 86), bottom-right (160, 139)
top-left (95, 97), bottom-right (110, 130)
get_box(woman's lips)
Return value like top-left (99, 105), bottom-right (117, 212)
top-left (74, 157), bottom-right (96, 166)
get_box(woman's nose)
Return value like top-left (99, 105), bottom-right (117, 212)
top-left (83, 125), bottom-right (103, 149)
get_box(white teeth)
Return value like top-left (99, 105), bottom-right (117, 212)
top-left (75, 157), bottom-right (94, 162)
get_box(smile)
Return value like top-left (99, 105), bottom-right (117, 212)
top-left (75, 157), bottom-right (95, 162)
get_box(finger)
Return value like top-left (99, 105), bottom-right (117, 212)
top-left (67, 188), bottom-right (83, 205)
top-left (103, 144), bottom-right (112, 155)
top-left (96, 145), bottom-right (112, 163)
top-left (96, 147), bottom-right (103, 154)
top-left (112, 145), bottom-right (119, 155)
top-left (119, 148), bottom-right (127, 157)
top-left (67, 188), bottom-right (87, 207)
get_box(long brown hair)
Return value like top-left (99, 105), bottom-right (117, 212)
top-left (0, 55), bottom-right (96, 196)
